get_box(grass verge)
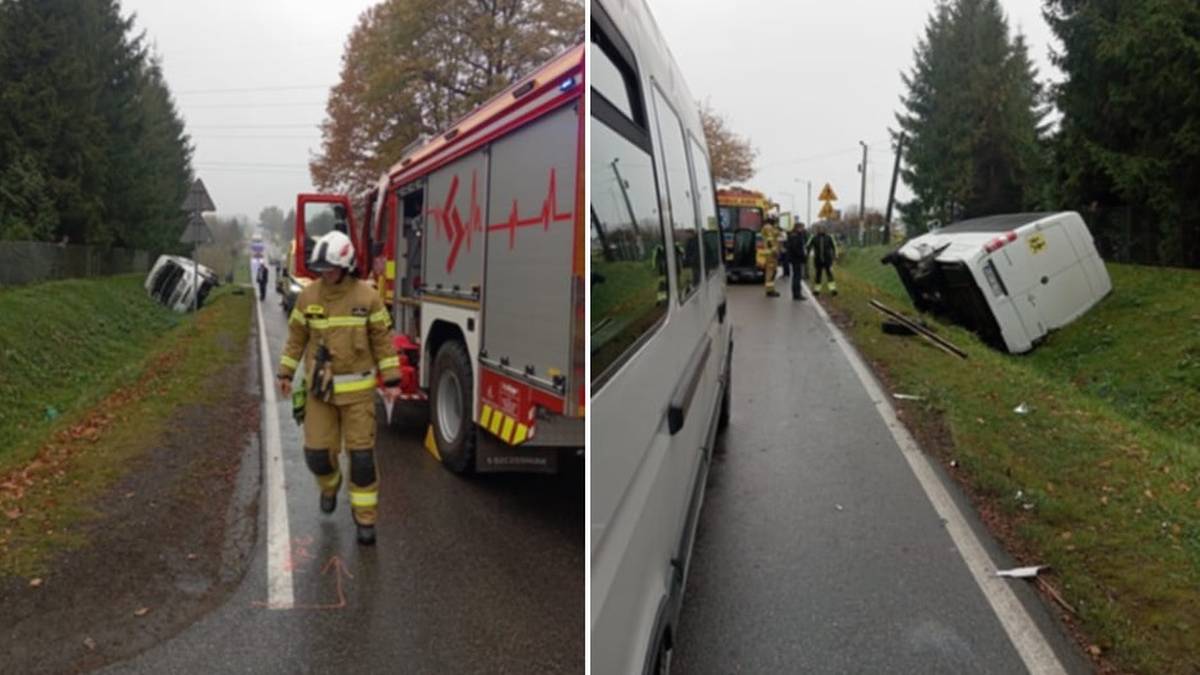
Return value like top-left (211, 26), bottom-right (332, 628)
top-left (825, 247), bottom-right (1199, 674)
top-left (0, 278), bottom-right (252, 576)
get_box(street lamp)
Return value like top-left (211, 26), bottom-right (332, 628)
top-left (793, 178), bottom-right (812, 225)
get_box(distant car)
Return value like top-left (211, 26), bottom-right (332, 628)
top-left (145, 255), bottom-right (219, 313)
top-left (882, 211), bottom-right (1112, 353)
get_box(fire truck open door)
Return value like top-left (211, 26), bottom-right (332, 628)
top-left (294, 193), bottom-right (366, 279)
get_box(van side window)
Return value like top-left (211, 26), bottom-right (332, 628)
top-left (590, 17), bottom-right (669, 386)
top-left (590, 42), bottom-right (634, 122)
top-left (651, 85), bottom-right (702, 302)
top-left (591, 121), bottom-right (669, 385)
top-left (688, 136), bottom-right (721, 277)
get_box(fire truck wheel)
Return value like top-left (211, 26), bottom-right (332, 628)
top-left (431, 340), bottom-right (476, 473)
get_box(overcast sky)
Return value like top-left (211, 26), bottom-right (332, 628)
top-left (648, 0), bottom-right (1061, 223)
top-left (124, 0), bottom-right (1057, 225)
top-left (123, 0), bottom-right (377, 221)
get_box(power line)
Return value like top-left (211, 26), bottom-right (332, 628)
top-left (177, 84), bottom-right (335, 95)
top-left (758, 137), bottom-right (891, 170)
top-left (183, 101), bottom-right (328, 109)
top-left (189, 124), bottom-right (319, 130)
top-left (198, 161), bottom-right (308, 168)
top-left (191, 135), bottom-right (320, 140)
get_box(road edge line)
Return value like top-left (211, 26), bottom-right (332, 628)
top-left (255, 292), bottom-right (294, 609)
top-left (803, 281), bottom-right (1066, 675)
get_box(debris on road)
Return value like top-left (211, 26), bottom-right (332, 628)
top-left (29, 577), bottom-right (43, 588)
top-left (868, 299), bottom-right (968, 359)
top-left (996, 564), bottom-right (1048, 578)
top-left (892, 393), bottom-right (924, 401)
top-left (133, 606), bottom-right (150, 617)
top-left (83, 637), bottom-right (96, 651)
top-left (835, 504), bottom-right (844, 511)
top-left (1013, 402), bottom-right (1030, 415)
top-left (1037, 577), bottom-right (1078, 616)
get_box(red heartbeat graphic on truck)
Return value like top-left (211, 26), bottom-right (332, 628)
top-left (427, 168), bottom-right (573, 273)
top-left (488, 168), bottom-right (573, 250)
top-left (426, 172), bottom-right (484, 274)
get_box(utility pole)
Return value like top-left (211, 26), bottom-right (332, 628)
top-left (858, 141), bottom-right (868, 245)
top-left (610, 158), bottom-right (642, 257)
top-left (884, 133), bottom-right (906, 244)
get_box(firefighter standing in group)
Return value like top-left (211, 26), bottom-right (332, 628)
top-left (807, 223), bottom-right (839, 296)
top-left (761, 215), bottom-right (781, 297)
top-left (276, 230), bottom-right (401, 545)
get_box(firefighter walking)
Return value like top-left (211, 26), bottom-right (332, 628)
top-left (276, 230), bottom-right (401, 545)
top-left (761, 216), bottom-right (781, 297)
top-left (807, 224), bottom-right (838, 296)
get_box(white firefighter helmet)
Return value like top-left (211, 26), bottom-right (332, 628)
top-left (308, 230), bottom-right (355, 272)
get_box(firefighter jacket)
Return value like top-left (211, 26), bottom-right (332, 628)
top-left (277, 274), bottom-right (401, 405)
top-left (761, 224), bottom-right (781, 257)
top-left (808, 232), bottom-right (838, 267)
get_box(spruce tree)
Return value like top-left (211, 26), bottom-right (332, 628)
top-left (1046, 0), bottom-right (1200, 266)
top-left (895, 0), bottom-right (1048, 235)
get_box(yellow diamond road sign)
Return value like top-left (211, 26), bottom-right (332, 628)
top-left (818, 183), bottom-right (838, 202)
top-left (818, 201), bottom-right (836, 220)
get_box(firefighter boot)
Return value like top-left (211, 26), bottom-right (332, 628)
top-left (829, 281), bottom-right (838, 296)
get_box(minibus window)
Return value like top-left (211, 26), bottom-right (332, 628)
top-left (590, 119), bottom-right (670, 384)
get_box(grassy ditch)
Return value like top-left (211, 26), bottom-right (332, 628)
top-left (825, 247), bottom-right (1199, 674)
top-left (0, 277), bottom-right (252, 575)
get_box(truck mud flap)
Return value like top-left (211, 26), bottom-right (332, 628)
top-left (475, 432), bottom-right (559, 474)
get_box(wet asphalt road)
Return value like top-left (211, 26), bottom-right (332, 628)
top-left (103, 280), bottom-right (583, 674)
top-left (671, 282), bottom-right (1088, 674)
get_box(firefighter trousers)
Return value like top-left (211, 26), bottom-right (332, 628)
top-left (303, 396), bottom-right (380, 526)
top-left (763, 259), bottom-right (778, 295)
top-left (814, 265), bottom-right (837, 294)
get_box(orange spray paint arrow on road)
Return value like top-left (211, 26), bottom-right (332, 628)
top-left (253, 555), bottom-right (354, 611)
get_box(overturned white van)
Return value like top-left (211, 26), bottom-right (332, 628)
top-left (145, 255), bottom-right (219, 313)
top-left (882, 212), bottom-right (1112, 354)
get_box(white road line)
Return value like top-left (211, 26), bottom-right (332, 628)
top-left (255, 293), bottom-right (294, 609)
top-left (804, 282), bottom-right (1066, 675)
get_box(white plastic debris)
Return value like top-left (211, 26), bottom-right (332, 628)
top-left (1013, 402), bottom-right (1030, 415)
top-left (996, 565), bottom-right (1048, 579)
top-left (893, 393), bottom-right (924, 401)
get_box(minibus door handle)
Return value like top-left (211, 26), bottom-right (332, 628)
top-left (668, 336), bottom-right (711, 435)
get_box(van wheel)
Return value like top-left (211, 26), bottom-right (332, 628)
top-left (430, 340), bottom-right (476, 473)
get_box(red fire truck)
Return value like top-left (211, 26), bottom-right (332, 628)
top-left (292, 45), bottom-right (584, 473)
